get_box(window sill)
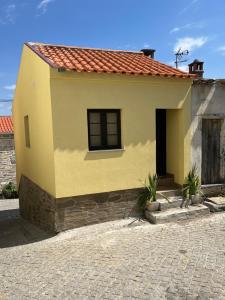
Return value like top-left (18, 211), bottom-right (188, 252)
top-left (87, 148), bottom-right (125, 153)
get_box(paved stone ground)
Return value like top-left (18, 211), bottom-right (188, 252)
top-left (1, 199), bottom-right (225, 299)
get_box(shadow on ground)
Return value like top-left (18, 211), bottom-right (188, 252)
top-left (0, 208), bottom-right (55, 248)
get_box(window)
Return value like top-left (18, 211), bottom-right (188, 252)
top-left (87, 109), bottom-right (121, 150)
top-left (24, 115), bottom-right (30, 148)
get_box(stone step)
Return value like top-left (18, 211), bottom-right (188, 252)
top-left (145, 204), bottom-right (210, 224)
top-left (158, 174), bottom-right (175, 187)
top-left (157, 196), bottom-right (183, 211)
top-left (204, 201), bottom-right (225, 212)
top-left (204, 196), bottom-right (225, 212)
top-left (156, 189), bottom-right (182, 200)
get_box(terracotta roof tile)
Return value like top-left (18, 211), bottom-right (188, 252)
top-left (0, 116), bottom-right (13, 134)
top-left (26, 42), bottom-right (195, 79)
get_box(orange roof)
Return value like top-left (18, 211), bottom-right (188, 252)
top-left (0, 116), bottom-right (13, 134)
top-left (26, 42), bottom-right (194, 79)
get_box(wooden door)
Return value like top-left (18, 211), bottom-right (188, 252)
top-left (202, 119), bottom-right (222, 184)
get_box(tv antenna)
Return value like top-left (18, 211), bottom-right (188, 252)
top-left (175, 48), bottom-right (189, 69)
top-left (0, 99), bottom-right (12, 102)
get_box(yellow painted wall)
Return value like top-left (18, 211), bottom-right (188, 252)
top-left (166, 105), bottom-right (192, 184)
top-left (50, 70), bottom-right (192, 198)
top-left (167, 110), bottom-right (181, 183)
top-left (13, 45), bottom-right (56, 196)
top-left (14, 46), bottom-right (192, 199)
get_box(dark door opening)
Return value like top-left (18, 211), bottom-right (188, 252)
top-left (156, 109), bottom-right (167, 176)
top-left (202, 119), bottom-right (222, 184)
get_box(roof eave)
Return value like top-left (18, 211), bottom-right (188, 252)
top-left (0, 132), bottom-right (14, 135)
top-left (25, 42), bottom-right (59, 69)
top-left (54, 68), bottom-right (194, 79)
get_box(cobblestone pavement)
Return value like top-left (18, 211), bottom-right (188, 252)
top-left (1, 199), bottom-right (225, 299)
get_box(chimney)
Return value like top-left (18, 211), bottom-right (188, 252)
top-left (188, 59), bottom-right (204, 78)
top-left (140, 48), bottom-right (155, 59)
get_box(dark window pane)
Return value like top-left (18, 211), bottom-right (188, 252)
top-left (89, 112), bottom-right (100, 123)
top-left (90, 123), bottom-right (101, 135)
top-left (107, 135), bottom-right (118, 146)
top-left (90, 135), bottom-right (101, 146)
top-left (107, 123), bottom-right (118, 135)
top-left (107, 112), bottom-right (117, 123)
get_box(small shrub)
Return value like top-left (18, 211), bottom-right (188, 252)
top-left (183, 165), bottom-right (201, 198)
top-left (139, 174), bottom-right (158, 208)
top-left (2, 182), bottom-right (18, 199)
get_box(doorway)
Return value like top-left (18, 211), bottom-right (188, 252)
top-left (156, 109), bottom-right (167, 176)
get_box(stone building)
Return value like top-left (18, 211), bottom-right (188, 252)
top-left (0, 116), bottom-right (16, 190)
top-left (190, 60), bottom-right (225, 186)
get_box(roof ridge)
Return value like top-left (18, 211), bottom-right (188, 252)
top-left (27, 42), bottom-right (143, 55)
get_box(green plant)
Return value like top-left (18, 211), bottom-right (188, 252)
top-left (183, 165), bottom-right (201, 198)
top-left (2, 182), bottom-right (18, 199)
top-left (139, 174), bottom-right (158, 208)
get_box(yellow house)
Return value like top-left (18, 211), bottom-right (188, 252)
top-left (13, 42), bottom-right (194, 232)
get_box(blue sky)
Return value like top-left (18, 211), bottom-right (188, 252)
top-left (0, 0), bottom-right (225, 115)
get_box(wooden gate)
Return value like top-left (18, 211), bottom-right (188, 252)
top-left (202, 119), bottom-right (222, 184)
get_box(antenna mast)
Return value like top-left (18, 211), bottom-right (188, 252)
top-left (175, 48), bottom-right (189, 69)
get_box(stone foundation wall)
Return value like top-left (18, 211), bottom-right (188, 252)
top-left (19, 175), bottom-right (143, 233)
top-left (55, 188), bottom-right (143, 232)
top-left (19, 176), bottom-right (56, 232)
top-left (0, 134), bottom-right (16, 190)
top-left (201, 184), bottom-right (225, 197)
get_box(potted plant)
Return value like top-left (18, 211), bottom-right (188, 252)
top-left (182, 166), bottom-right (202, 206)
top-left (139, 174), bottom-right (159, 212)
top-left (2, 182), bottom-right (18, 199)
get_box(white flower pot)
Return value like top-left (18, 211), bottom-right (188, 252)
top-left (146, 201), bottom-right (159, 212)
top-left (191, 194), bottom-right (201, 205)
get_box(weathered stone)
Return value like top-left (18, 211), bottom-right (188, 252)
top-left (145, 204), bottom-right (210, 224)
top-left (191, 80), bottom-right (225, 184)
top-left (158, 196), bottom-right (183, 211)
top-left (201, 184), bottom-right (225, 197)
top-left (0, 134), bottom-right (14, 151)
top-left (19, 175), bottom-right (143, 233)
top-left (108, 194), bottom-right (123, 202)
top-left (0, 134), bottom-right (16, 190)
top-left (207, 196), bottom-right (225, 205)
top-left (157, 188), bottom-right (182, 199)
top-left (204, 201), bottom-right (225, 212)
top-left (204, 201), bottom-right (219, 212)
top-left (19, 175), bottom-right (56, 232)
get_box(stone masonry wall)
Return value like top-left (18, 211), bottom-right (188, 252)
top-left (0, 134), bottom-right (16, 190)
top-left (19, 175), bottom-right (143, 233)
top-left (55, 188), bottom-right (143, 232)
top-left (19, 175), bottom-right (56, 232)
top-left (191, 80), bottom-right (225, 183)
